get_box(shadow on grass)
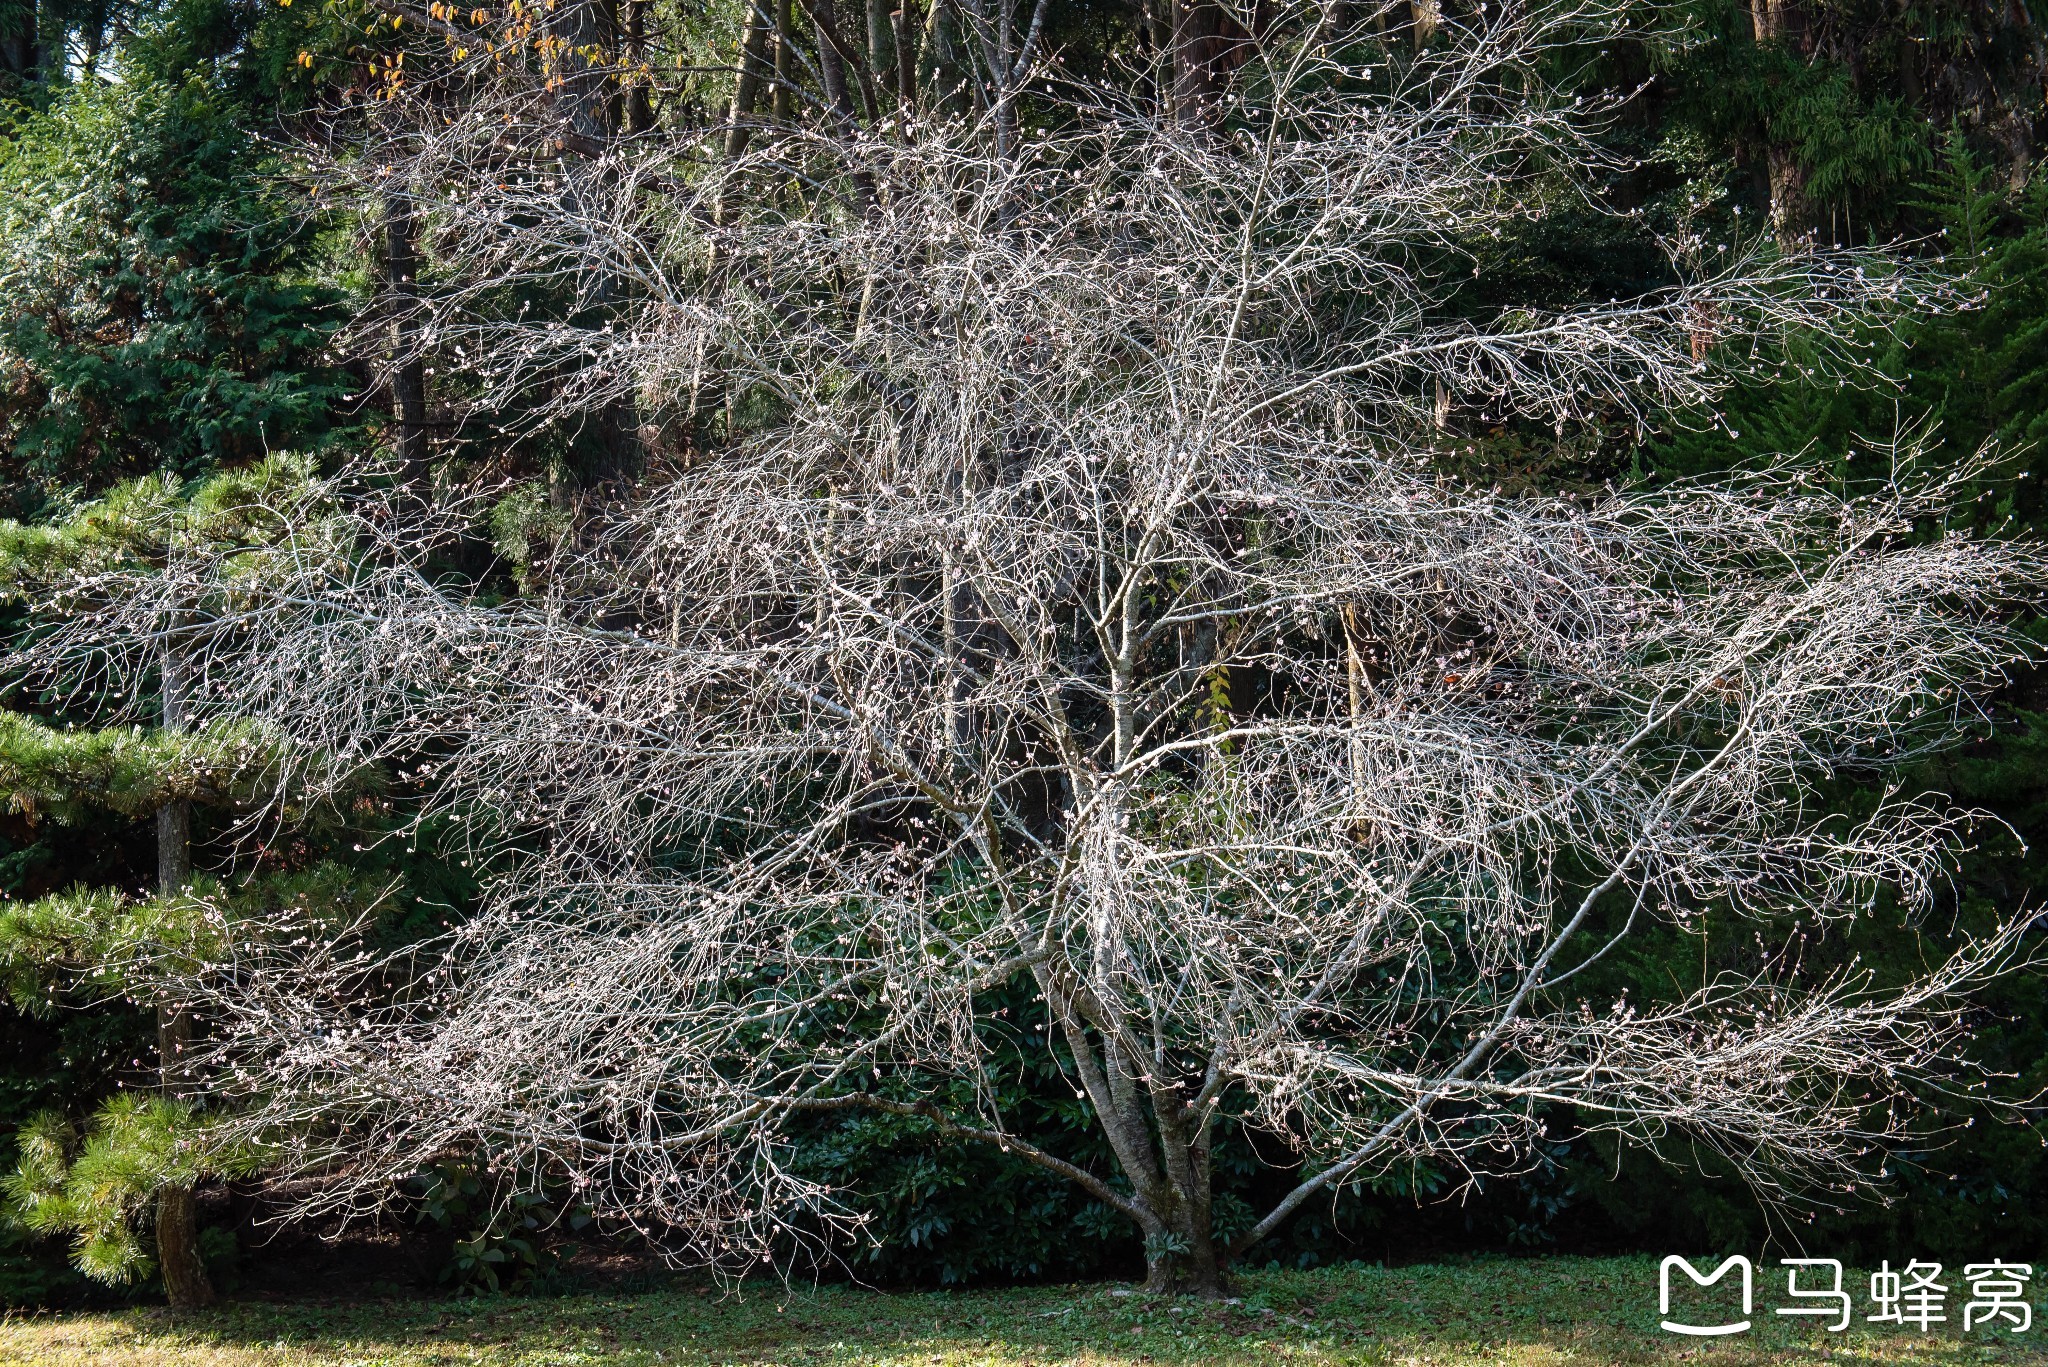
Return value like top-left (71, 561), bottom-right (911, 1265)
top-left (4, 1256), bottom-right (2044, 1365)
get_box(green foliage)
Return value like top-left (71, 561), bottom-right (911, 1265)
top-left (0, 971), bottom-right (146, 1307)
top-left (0, 862), bottom-right (378, 1015)
top-left (2, 1094), bottom-right (255, 1285)
top-left (0, 713), bottom-right (280, 825)
top-left (408, 1161), bottom-right (592, 1295)
top-left (1661, 0), bottom-right (1944, 233)
top-left (0, 451), bottom-right (326, 588)
top-left (487, 484), bottom-right (570, 591)
top-left (0, 880), bottom-right (237, 1011)
top-left (0, 0), bottom-right (2044, 1297)
top-left (0, 71), bottom-right (346, 501)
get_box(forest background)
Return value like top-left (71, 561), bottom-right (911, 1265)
top-left (0, 0), bottom-right (2044, 1307)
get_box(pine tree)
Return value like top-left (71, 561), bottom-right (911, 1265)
top-left (0, 457), bottom-right (322, 1308)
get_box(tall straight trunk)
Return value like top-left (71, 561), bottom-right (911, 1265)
top-left (1407, 0), bottom-right (1439, 45)
top-left (0, 0), bottom-right (37, 83)
top-left (1171, 0), bottom-right (1252, 126)
top-left (1750, 0), bottom-right (1811, 240)
top-left (867, 0), bottom-right (892, 94)
top-left (726, 0), bottom-right (776, 159)
top-left (893, 0), bottom-right (922, 111)
top-left (927, 0), bottom-right (968, 120)
top-left (82, 0), bottom-right (107, 79)
top-left (555, 0), bottom-right (621, 140)
top-left (624, 0), bottom-right (654, 133)
top-left (1137, 0), bottom-right (1170, 109)
top-left (552, 0), bottom-right (647, 479)
top-left (384, 187), bottom-right (429, 480)
top-left (807, 0), bottom-right (881, 208)
top-left (812, 0), bottom-right (861, 123)
top-left (155, 644), bottom-right (214, 1311)
top-left (772, 0), bottom-right (798, 125)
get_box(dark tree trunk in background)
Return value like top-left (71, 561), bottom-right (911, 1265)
top-left (866, 0), bottom-right (891, 95)
top-left (1751, 0), bottom-right (1812, 239)
top-left (552, 0), bottom-right (648, 481)
top-left (384, 188), bottom-right (430, 480)
top-left (0, 0), bottom-right (38, 84)
top-left (155, 645), bottom-right (214, 1311)
top-left (772, 0), bottom-right (799, 123)
top-left (1172, 0), bottom-right (1230, 122)
top-left (726, 0), bottom-right (776, 159)
top-left (1171, 0), bottom-right (1267, 126)
top-left (893, 0), bottom-right (922, 109)
top-left (810, 0), bottom-right (861, 124)
top-left (625, 0), bottom-right (654, 133)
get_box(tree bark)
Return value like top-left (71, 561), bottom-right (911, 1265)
top-left (155, 645), bottom-right (215, 1311)
top-left (1171, 0), bottom-right (1229, 124)
top-left (0, 0), bottom-right (38, 84)
top-left (1140, 1113), bottom-right (1228, 1296)
top-left (810, 0), bottom-right (862, 124)
top-left (1750, 0), bottom-right (1811, 240)
top-left (773, 0), bottom-right (798, 126)
top-left (155, 1178), bottom-right (213, 1311)
top-left (1408, 0), bottom-right (1439, 45)
top-left (550, 0), bottom-right (648, 480)
top-left (1170, 0), bottom-right (1264, 127)
top-left (384, 187), bottom-right (430, 481)
top-left (726, 0), bottom-right (776, 159)
top-left (624, 0), bottom-right (654, 133)
top-left (867, 0), bottom-right (892, 94)
top-left (893, 0), bottom-right (922, 112)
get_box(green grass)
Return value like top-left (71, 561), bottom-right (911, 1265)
top-left (2, 1256), bottom-right (2042, 1366)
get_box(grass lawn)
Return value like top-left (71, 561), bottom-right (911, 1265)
top-left (2, 1256), bottom-right (2042, 1367)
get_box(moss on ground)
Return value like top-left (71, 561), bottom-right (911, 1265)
top-left (2, 1255), bottom-right (2042, 1366)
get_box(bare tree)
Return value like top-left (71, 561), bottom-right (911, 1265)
top-left (16, 0), bottom-right (2046, 1296)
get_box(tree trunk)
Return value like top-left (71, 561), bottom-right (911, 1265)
top-left (1171, 0), bottom-right (1264, 127)
top-left (0, 0), bottom-right (38, 84)
top-left (1750, 0), bottom-right (1811, 240)
top-left (550, 0), bottom-right (648, 481)
top-left (893, 0), bottom-right (922, 113)
top-left (727, 0), bottom-right (775, 159)
top-left (1045, 987), bottom-right (1236, 1297)
top-left (155, 646), bottom-right (215, 1311)
top-left (624, 0), bottom-right (654, 134)
top-left (155, 1178), bottom-right (213, 1311)
top-left (1140, 1124), bottom-right (1229, 1297)
top-left (927, 0), bottom-right (967, 120)
top-left (1171, 0), bottom-right (1229, 124)
top-left (812, 0), bottom-right (861, 124)
top-left (1765, 150), bottom-right (1808, 241)
top-left (1314, 0), bottom-right (1347, 47)
top-left (555, 0), bottom-right (621, 142)
top-left (866, 0), bottom-right (892, 95)
top-left (772, 0), bottom-right (798, 126)
top-left (1408, 0), bottom-right (1439, 45)
top-left (384, 186), bottom-right (429, 481)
